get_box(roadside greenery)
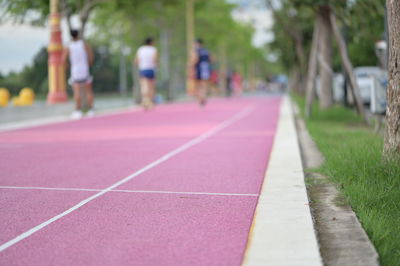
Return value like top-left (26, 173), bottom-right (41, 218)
top-left (270, 0), bottom-right (386, 74)
top-left (292, 94), bottom-right (400, 266)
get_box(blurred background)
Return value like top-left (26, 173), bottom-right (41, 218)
top-left (0, 0), bottom-right (387, 113)
top-left (0, 0), bottom-right (279, 104)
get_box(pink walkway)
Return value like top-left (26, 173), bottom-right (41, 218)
top-left (0, 97), bottom-right (281, 265)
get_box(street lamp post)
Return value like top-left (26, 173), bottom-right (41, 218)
top-left (47, 0), bottom-right (68, 104)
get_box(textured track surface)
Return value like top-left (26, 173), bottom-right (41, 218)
top-left (0, 97), bottom-right (281, 265)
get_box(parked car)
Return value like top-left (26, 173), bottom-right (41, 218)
top-left (333, 73), bottom-right (344, 103)
top-left (316, 68), bottom-right (387, 107)
top-left (315, 73), bottom-right (345, 103)
top-left (370, 71), bottom-right (388, 114)
top-left (354, 67), bottom-right (386, 105)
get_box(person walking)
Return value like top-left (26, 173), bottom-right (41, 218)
top-left (63, 29), bottom-right (94, 119)
top-left (135, 37), bottom-right (158, 110)
top-left (226, 67), bottom-right (234, 97)
top-left (190, 38), bottom-right (212, 106)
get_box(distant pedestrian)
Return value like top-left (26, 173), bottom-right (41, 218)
top-left (232, 71), bottom-right (243, 96)
top-left (226, 67), bottom-right (234, 97)
top-left (135, 37), bottom-right (158, 110)
top-left (190, 38), bottom-right (212, 106)
top-left (63, 29), bottom-right (94, 119)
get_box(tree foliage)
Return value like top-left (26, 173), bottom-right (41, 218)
top-left (0, 0), bottom-right (49, 25)
top-left (269, 0), bottom-right (386, 73)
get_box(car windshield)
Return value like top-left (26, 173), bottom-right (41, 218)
top-left (355, 67), bottom-right (382, 77)
top-left (357, 73), bottom-right (370, 78)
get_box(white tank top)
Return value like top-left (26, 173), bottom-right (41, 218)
top-left (69, 40), bottom-right (90, 80)
top-left (136, 45), bottom-right (157, 70)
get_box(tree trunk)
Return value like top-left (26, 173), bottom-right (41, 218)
top-left (66, 15), bottom-right (73, 32)
top-left (154, 2), bottom-right (172, 101)
top-left (384, 0), bottom-right (400, 154)
top-left (60, 0), bottom-right (73, 32)
top-left (119, 49), bottom-right (128, 97)
top-left (218, 43), bottom-right (227, 95)
top-left (318, 5), bottom-right (333, 109)
top-left (288, 66), bottom-right (301, 93)
top-left (79, 0), bottom-right (105, 38)
top-left (79, 16), bottom-right (88, 38)
top-left (248, 63), bottom-right (256, 91)
top-left (130, 18), bottom-right (141, 104)
top-left (330, 11), bottom-right (367, 123)
top-left (293, 30), bottom-right (306, 94)
top-left (185, 0), bottom-right (195, 94)
top-left (266, 0), bottom-right (306, 94)
top-left (305, 17), bottom-right (321, 118)
top-left (79, 1), bottom-right (89, 38)
top-left (160, 28), bottom-right (171, 100)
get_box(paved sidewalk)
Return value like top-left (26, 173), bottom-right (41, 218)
top-left (0, 97), bottom-right (136, 131)
top-left (0, 96), bottom-right (134, 127)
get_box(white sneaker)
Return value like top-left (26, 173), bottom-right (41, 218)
top-left (86, 109), bottom-right (95, 117)
top-left (71, 110), bottom-right (83, 119)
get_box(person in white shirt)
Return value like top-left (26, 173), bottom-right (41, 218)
top-left (135, 37), bottom-right (158, 110)
top-left (63, 29), bottom-right (94, 119)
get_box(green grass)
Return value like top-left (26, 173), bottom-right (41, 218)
top-left (292, 94), bottom-right (400, 265)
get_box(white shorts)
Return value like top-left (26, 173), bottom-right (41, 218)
top-left (69, 75), bottom-right (93, 86)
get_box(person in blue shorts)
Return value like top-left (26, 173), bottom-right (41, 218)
top-left (190, 38), bottom-right (212, 106)
top-left (135, 37), bottom-right (158, 109)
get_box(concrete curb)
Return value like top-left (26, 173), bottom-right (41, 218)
top-left (243, 95), bottom-right (322, 265)
top-left (0, 102), bottom-right (74, 124)
top-left (292, 100), bottom-right (380, 266)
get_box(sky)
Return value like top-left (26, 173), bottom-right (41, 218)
top-left (0, 1), bottom-right (273, 75)
top-left (0, 19), bottom-right (75, 75)
top-left (231, 1), bottom-right (273, 47)
top-left (0, 22), bottom-right (48, 74)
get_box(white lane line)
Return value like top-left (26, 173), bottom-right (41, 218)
top-left (114, 189), bottom-right (259, 197)
top-left (0, 186), bottom-right (259, 197)
top-left (0, 186), bottom-right (99, 192)
top-left (0, 105), bottom-right (255, 252)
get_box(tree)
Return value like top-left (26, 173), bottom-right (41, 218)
top-left (0, 0), bottom-right (49, 25)
top-left (289, 0), bottom-right (366, 120)
top-left (0, 0), bottom-right (109, 37)
top-left (267, 0), bottom-right (312, 94)
top-left (384, 0), bottom-right (400, 154)
top-left (305, 16), bottom-right (320, 117)
top-left (345, 0), bottom-right (386, 67)
top-left (271, 0), bottom-right (384, 121)
top-left (317, 5), bottom-right (333, 109)
top-left (303, 4), bottom-right (334, 111)
top-left (329, 10), bottom-right (366, 122)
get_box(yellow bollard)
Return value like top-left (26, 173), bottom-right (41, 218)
top-left (0, 88), bottom-right (10, 107)
top-left (12, 96), bottom-right (21, 106)
top-left (20, 87), bottom-right (35, 105)
top-left (12, 87), bottom-right (35, 106)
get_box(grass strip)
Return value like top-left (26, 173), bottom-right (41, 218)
top-left (292, 94), bottom-right (400, 266)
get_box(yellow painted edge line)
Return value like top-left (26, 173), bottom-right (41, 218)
top-left (241, 95), bottom-right (284, 265)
